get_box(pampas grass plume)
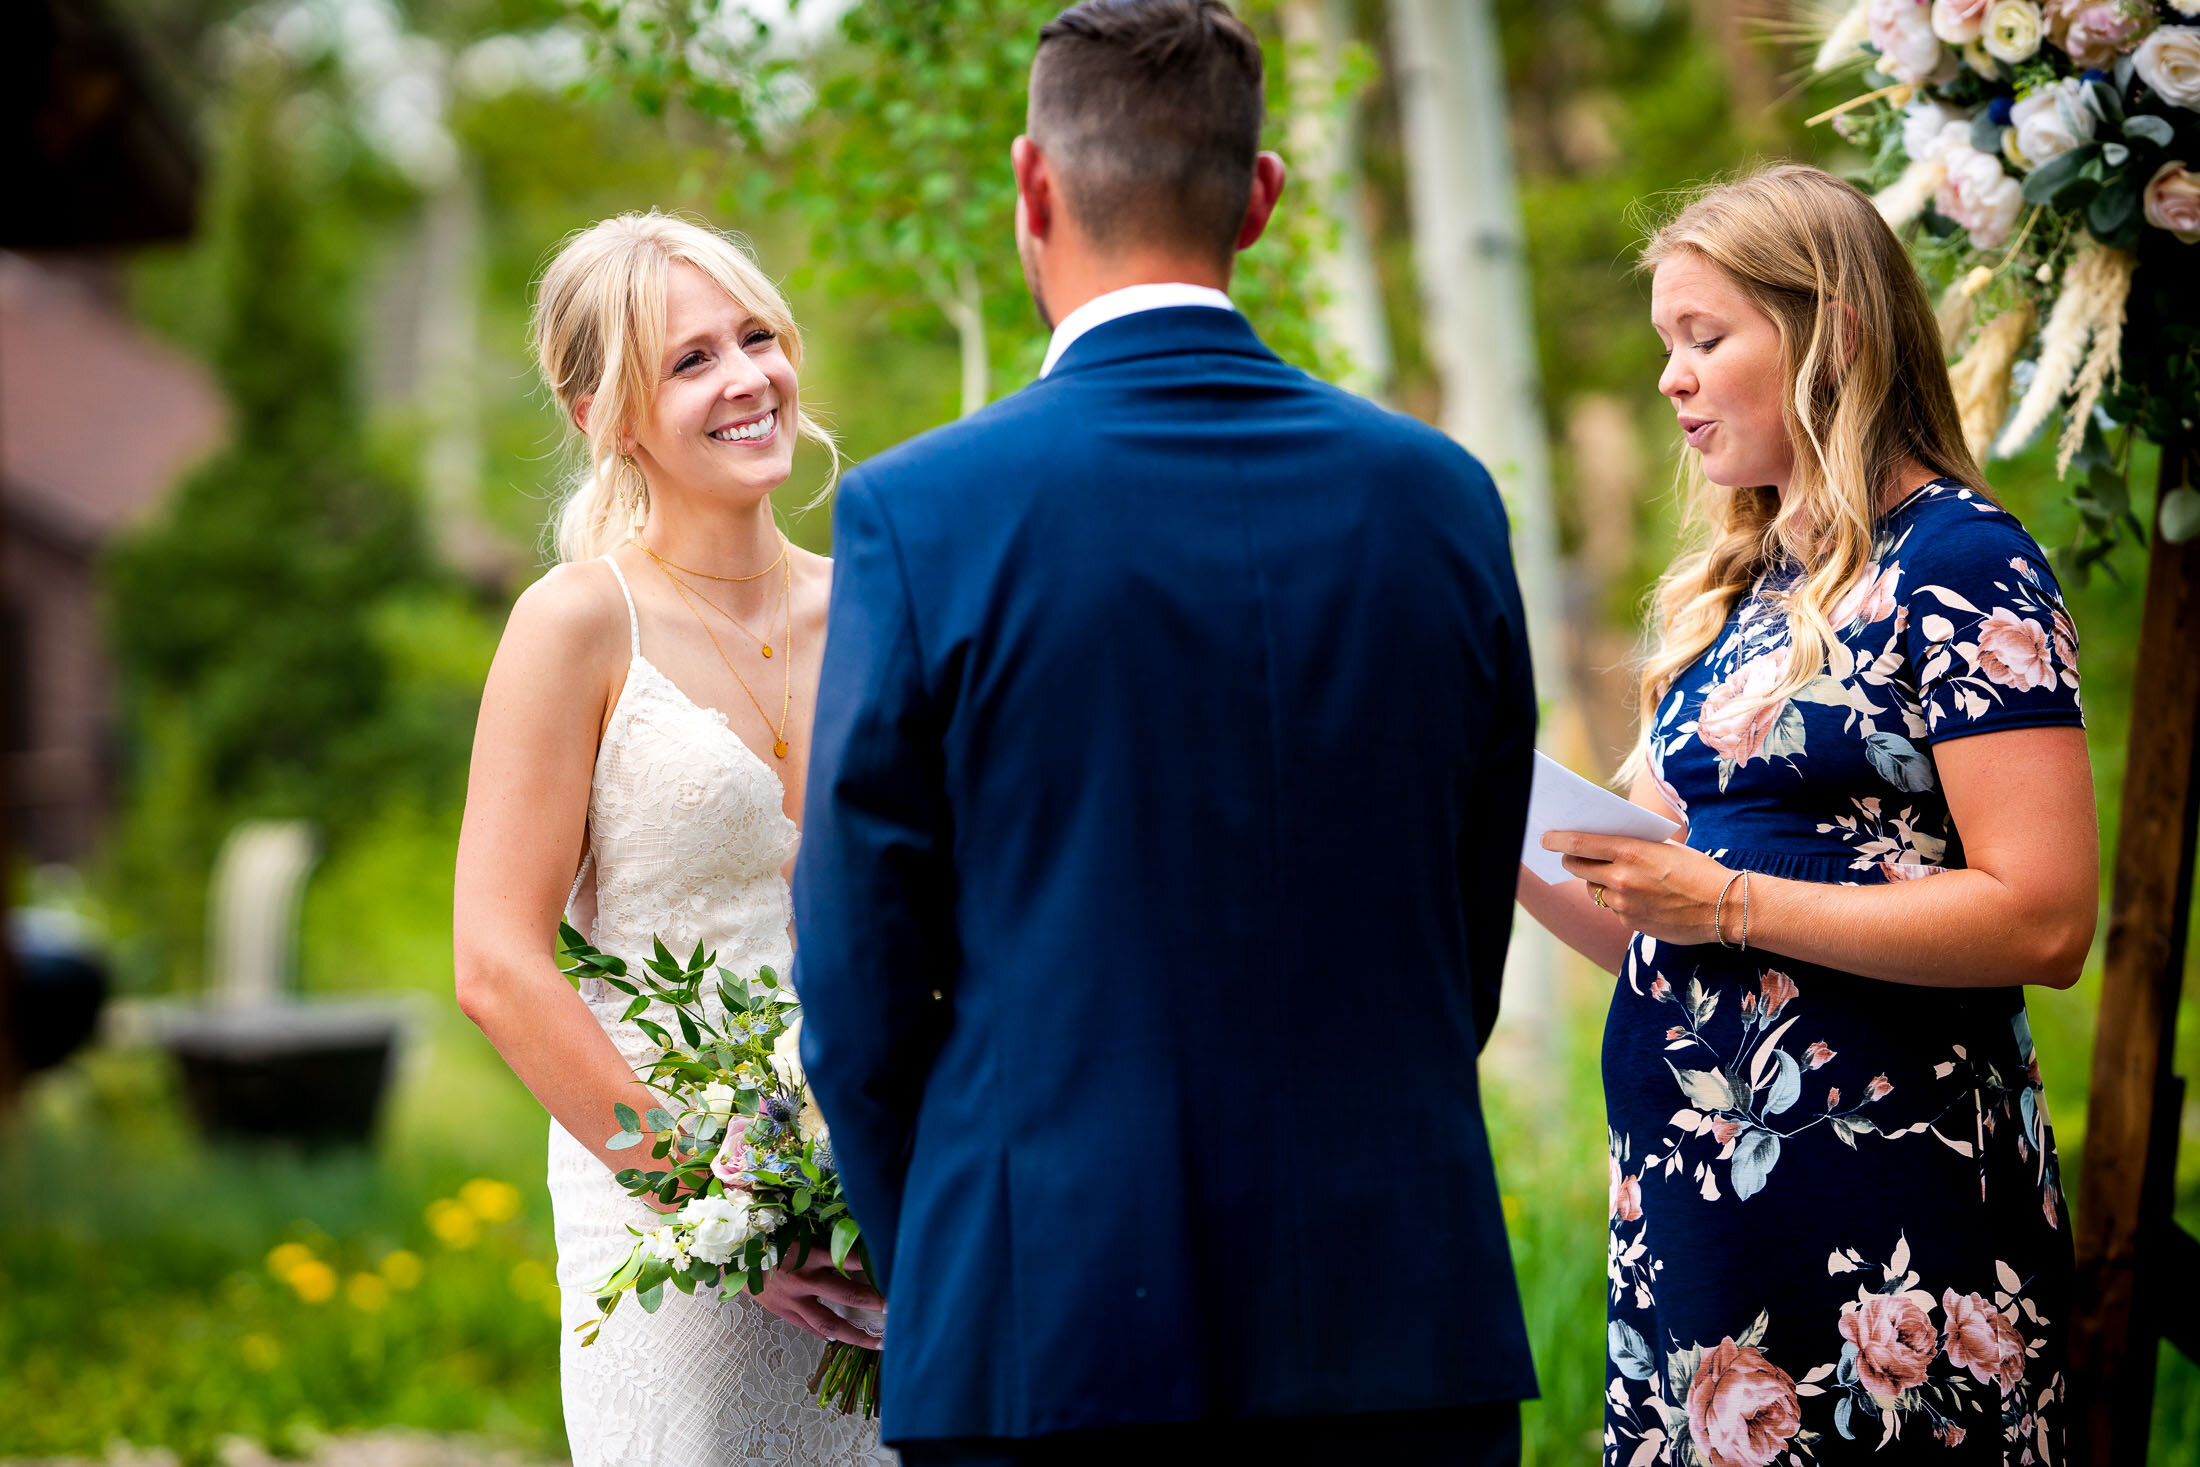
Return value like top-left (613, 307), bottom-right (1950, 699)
top-left (1948, 300), bottom-right (2035, 465)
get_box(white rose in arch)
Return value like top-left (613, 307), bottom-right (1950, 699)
top-left (1869, 0), bottom-right (1948, 83)
top-left (1935, 144), bottom-right (2025, 248)
top-left (2135, 26), bottom-right (2200, 111)
top-left (2011, 77), bottom-right (2099, 167)
top-left (1934, 0), bottom-right (1992, 43)
top-left (1983, 0), bottom-right (2046, 62)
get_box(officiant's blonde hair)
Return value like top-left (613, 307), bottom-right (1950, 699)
top-left (531, 211), bottom-right (839, 563)
top-left (1622, 165), bottom-right (1989, 784)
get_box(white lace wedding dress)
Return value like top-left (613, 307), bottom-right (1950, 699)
top-left (548, 556), bottom-right (893, 1467)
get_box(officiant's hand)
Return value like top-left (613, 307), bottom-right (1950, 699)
top-left (755, 1251), bottom-right (887, 1349)
top-left (1545, 831), bottom-right (1734, 947)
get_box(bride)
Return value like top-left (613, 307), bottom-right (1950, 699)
top-left (453, 211), bottom-right (890, 1466)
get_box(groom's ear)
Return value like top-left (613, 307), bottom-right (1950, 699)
top-left (1011, 135), bottom-right (1053, 240)
top-left (1232, 151), bottom-right (1287, 255)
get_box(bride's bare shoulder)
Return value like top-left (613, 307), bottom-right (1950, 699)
top-left (498, 559), bottom-right (632, 669)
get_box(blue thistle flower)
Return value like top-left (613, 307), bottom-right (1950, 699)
top-left (1987, 96), bottom-right (2013, 126)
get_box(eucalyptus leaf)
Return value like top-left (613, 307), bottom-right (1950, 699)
top-left (2020, 146), bottom-right (2091, 207)
top-left (606, 1130), bottom-right (644, 1150)
top-left (637, 1282), bottom-right (665, 1314)
top-left (614, 1103), bottom-right (641, 1133)
top-left (2123, 114), bottom-right (2174, 148)
top-left (2100, 141), bottom-right (2129, 169)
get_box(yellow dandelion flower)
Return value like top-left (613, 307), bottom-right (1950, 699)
top-left (426, 1198), bottom-right (481, 1249)
top-left (508, 1259), bottom-right (554, 1301)
top-left (266, 1241), bottom-right (314, 1280)
top-left (380, 1249), bottom-right (425, 1289)
top-left (287, 1259), bottom-right (338, 1303)
top-left (459, 1177), bottom-right (523, 1224)
top-left (347, 1272), bottom-right (391, 1312)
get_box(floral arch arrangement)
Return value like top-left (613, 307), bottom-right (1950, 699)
top-left (1813, 1), bottom-right (2200, 576)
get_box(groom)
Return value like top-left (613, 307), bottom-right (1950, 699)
top-left (794, 1), bottom-right (1537, 1460)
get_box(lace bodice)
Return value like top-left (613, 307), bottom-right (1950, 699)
top-left (548, 556), bottom-right (888, 1467)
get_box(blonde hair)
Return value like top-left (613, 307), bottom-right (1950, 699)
top-left (530, 211), bottom-right (839, 563)
top-left (1624, 164), bottom-right (1991, 782)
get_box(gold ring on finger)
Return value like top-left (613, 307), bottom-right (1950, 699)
top-left (1591, 884), bottom-right (1608, 908)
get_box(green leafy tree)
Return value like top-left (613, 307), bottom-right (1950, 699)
top-left (105, 78), bottom-right (449, 848)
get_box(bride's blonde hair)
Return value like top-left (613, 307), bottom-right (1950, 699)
top-left (531, 211), bottom-right (840, 563)
top-left (1623, 164), bottom-right (1990, 782)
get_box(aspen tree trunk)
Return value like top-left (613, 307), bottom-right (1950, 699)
top-left (1390, 0), bottom-right (1570, 1053)
top-left (941, 261), bottom-right (989, 418)
top-left (415, 165), bottom-right (506, 580)
top-left (1280, 0), bottom-right (1394, 399)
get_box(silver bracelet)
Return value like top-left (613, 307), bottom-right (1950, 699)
top-left (1712, 870), bottom-right (1745, 949)
top-left (1738, 870), bottom-right (1752, 952)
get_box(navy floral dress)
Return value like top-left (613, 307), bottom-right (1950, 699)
top-left (1603, 482), bottom-right (2083, 1467)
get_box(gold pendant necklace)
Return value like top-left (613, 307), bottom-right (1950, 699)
top-left (641, 541), bottom-right (788, 657)
top-left (652, 559), bottom-right (794, 759)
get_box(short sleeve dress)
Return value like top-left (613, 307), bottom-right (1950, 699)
top-left (1602, 481), bottom-right (2083, 1466)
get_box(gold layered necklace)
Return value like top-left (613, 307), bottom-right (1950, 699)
top-left (640, 538), bottom-right (789, 658)
top-left (644, 540), bottom-right (796, 760)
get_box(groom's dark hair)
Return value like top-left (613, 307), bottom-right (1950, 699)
top-left (1029, 0), bottom-right (1265, 263)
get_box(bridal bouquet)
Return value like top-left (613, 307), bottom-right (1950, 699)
top-left (1813, 1), bottom-right (2200, 567)
top-left (558, 922), bottom-right (882, 1416)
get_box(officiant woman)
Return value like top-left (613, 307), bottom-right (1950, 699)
top-left (1520, 164), bottom-right (2096, 1464)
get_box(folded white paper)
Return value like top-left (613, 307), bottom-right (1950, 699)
top-left (1520, 751), bottom-right (1682, 885)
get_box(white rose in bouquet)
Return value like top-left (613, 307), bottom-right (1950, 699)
top-left (2011, 77), bottom-right (2101, 166)
top-left (1984, 0), bottom-right (2045, 62)
top-left (2145, 161), bottom-right (2200, 241)
top-left (1933, 0), bottom-right (1991, 44)
top-left (679, 1192), bottom-right (763, 1265)
top-left (1870, 0), bottom-right (1948, 82)
top-left (770, 1015), bottom-right (806, 1092)
top-left (1937, 143), bottom-right (2026, 246)
top-left (2136, 27), bottom-right (2200, 112)
top-left (694, 1081), bottom-right (741, 1137)
top-left (642, 1225), bottom-right (689, 1268)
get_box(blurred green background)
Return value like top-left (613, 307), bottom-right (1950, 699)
top-left (4, 0), bottom-right (2195, 1463)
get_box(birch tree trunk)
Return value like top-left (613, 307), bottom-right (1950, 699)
top-left (938, 261), bottom-right (990, 419)
top-left (414, 165), bottom-right (508, 581)
top-left (1390, 0), bottom-right (1569, 1053)
top-left (1280, 0), bottom-right (1394, 399)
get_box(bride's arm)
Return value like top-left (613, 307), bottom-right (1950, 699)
top-left (1514, 770), bottom-right (1681, 976)
top-left (453, 569), bottom-right (666, 1176)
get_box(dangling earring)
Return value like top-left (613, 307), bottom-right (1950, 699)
top-left (619, 454), bottom-right (649, 540)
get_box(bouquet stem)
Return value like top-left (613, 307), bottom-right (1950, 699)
top-left (806, 1340), bottom-right (882, 1417)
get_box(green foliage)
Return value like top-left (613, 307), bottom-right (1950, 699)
top-left (105, 79), bottom-right (455, 836)
top-left (0, 1037), bottom-right (563, 1466)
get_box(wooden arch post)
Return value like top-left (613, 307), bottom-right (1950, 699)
top-left (2071, 432), bottom-right (2200, 1466)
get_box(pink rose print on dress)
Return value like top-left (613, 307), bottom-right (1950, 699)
top-left (1757, 971), bottom-right (1798, 1021)
top-left (1697, 650), bottom-right (1803, 787)
top-left (2051, 607), bottom-right (2078, 674)
top-left (1975, 608), bottom-right (2055, 691)
top-left (1609, 1151), bottom-right (1644, 1222)
top-left (1831, 561), bottom-right (1902, 628)
top-left (1805, 1040), bottom-right (1836, 1069)
top-left (1686, 1338), bottom-right (1803, 1467)
top-left (1942, 1289), bottom-right (2027, 1389)
top-left (1838, 1291), bottom-right (1940, 1398)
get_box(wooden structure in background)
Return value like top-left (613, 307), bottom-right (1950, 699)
top-left (2071, 434), bottom-right (2200, 1464)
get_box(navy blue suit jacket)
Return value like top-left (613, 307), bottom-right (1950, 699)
top-left (794, 307), bottom-right (1538, 1442)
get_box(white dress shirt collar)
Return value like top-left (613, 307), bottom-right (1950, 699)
top-left (1037, 282), bottom-right (1236, 379)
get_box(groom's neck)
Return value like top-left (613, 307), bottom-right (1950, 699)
top-left (1044, 247), bottom-right (1234, 322)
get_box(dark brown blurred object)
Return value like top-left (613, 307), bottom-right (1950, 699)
top-left (2071, 434), bottom-right (2200, 1465)
top-left (3, 0), bottom-right (208, 1117)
